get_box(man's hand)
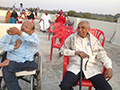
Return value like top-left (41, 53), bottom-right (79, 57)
top-left (7, 27), bottom-right (22, 36)
top-left (105, 68), bottom-right (113, 81)
top-left (75, 51), bottom-right (88, 58)
top-left (14, 39), bottom-right (22, 49)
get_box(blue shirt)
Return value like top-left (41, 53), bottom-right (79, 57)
top-left (0, 32), bottom-right (39, 63)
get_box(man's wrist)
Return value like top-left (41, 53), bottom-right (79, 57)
top-left (14, 45), bottom-right (17, 49)
top-left (75, 51), bottom-right (81, 55)
top-left (18, 31), bottom-right (22, 37)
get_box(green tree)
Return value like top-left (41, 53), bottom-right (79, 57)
top-left (68, 10), bottom-right (77, 17)
top-left (82, 13), bottom-right (92, 19)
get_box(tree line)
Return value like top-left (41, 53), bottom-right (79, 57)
top-left (0, 6), bottom-right (120, 22)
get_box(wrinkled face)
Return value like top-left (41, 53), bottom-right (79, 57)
top-left (21, 21), bottom-right (34, 35)
top-left (77, 21), bottom-right (90, 38)
top-left (45, 11), bottom-right (48, 15)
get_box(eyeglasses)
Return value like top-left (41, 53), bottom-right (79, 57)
top-left (78, 26), bottom-right (89, 30)
top-left (21, 24), bottom-right (30, 29)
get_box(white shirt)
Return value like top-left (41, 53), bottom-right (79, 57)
top-left (60, 33), bottom-right (112, 79)
top-left (0, 32), bottom-right (39, 63)
top-left (39, 14), bottom-right (50, 31)
top-left (19, 7), bottom-right (25, 13)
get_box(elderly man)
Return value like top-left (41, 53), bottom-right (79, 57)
top-left (39, 10), bottom-right (51, 33)
top-left (0, 20), bottom-right (39, 90)
top-left (59, 21), bottom-right (113, 90)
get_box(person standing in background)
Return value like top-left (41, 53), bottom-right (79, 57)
top-left (39, 10), bottom-right (51, 33)
top-left (35, 8), bottom-right (38, 18)
top-left (12, 3), bottom-right (16, 10)
top-left (5, 9), bottom-right (11, 23)
top-left (57, 9), bottom-right (63, 16)
top-left (18, 3), bottom-right (25, 14)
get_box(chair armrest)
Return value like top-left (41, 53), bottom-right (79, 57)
top-left (63, 56), bottom-right (69, 78)
top-left (34, 52), bottom-right (39, 57)
top-left (0, 51), bottom-right (6, 56)
top-left (102, 65), bottom-right (106, 77)
top-left (0, 51), bottom-right (7, 62)
top-left (51, 33), bottom-right (63, 45)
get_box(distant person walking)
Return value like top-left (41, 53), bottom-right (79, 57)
top-left (5, 9), bottom-right (11, 23)
top-left (39, 10), bottom-right (51, 32)
top-left (12, 3), bottom-right (16, 10)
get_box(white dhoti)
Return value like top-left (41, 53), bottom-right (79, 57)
top-left (39, 14), bottom-right (50, 31)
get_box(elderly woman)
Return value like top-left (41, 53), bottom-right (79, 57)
top-left (8, 10), bottom-right (18, 23)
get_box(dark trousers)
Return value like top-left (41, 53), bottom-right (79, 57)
top-left (2, 61), bottom-right (37, 90)
top-left (59, 71), bottom-right (112, 90)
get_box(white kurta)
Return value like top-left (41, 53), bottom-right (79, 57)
top-left (59, 32), bottom-right (112, 79)
top-left (39, 14), bottom-right (50, 31)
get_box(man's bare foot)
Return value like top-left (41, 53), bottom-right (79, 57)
top-left (0, 59), bottom-right (10, 67)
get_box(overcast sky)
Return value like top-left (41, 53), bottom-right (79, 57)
top-left (0, 0), bottom-right (120, 15)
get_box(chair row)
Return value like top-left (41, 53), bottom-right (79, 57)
top-left (49, 22), bottom-right (74, 61)
top-left (48, 22), bottom-right (73, 40)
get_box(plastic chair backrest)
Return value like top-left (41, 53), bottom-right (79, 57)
top-left (76, 28), bottom-right (105, 47)
top-left (48, 22), bottom-right (64, 40)
top-left (53, 25), bottom-right (74, 36)
top-left (60, 26), bottom-right (73, 31)
top-left (60, 30), bottom-right (74, 44)
top-left (89, 29), bottom-right (105, 47)
top-left (49, 22), bottom-right (63, 32)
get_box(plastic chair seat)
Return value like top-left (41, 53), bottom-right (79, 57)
top-left (81, 79), bottom-right (92, 86)
top-left (0, 69), bottom-right (36, 77)
top-left (52, 43), bottom-right (62, 49)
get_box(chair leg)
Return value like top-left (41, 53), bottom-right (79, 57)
top-left (50, 47), bottom-right (53, 61)
top-left (0, 77), bottom-right (2, 89)
top-left (48, 32), bottom-right (50, 40)
top-left (30, 75), bottom-right (34, 90)
top-left (88, 87), bottom-right (92, 90)
top-left (36, 55), bottom-right (41, 90)
top-left (39, 56), bottom-right (42, 90)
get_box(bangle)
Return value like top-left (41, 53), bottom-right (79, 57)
top-left (20, 32), bottom-right (23, 37)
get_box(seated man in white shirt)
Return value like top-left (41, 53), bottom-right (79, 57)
top-left (0, 20), bottom-right (39, 90)
top-left (59, 21), bottom-right (113, 90)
